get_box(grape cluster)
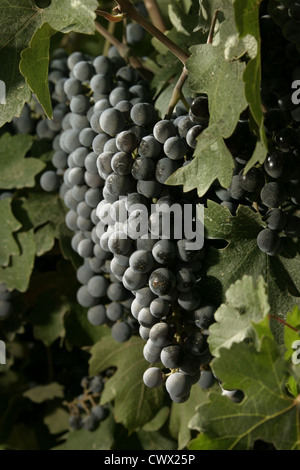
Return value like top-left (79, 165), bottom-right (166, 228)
top-left (67, 371), bottom-right (113, 431)
top-left (91, 83), bottom-right (220, 401)
top-left (40, 49), bottom-right (156, 342)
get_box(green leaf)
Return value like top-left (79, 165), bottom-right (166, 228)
top-left (233, 0), bottom-right (268, 152)
top-left (187, 46), bottom-right (246, 139)
top-left (168, 1), bottom-right (190, 35)
top-left (284, 306), bottom-right (300, 361)
top-left (191, 337), bottom-right (300, 450)
top-left (0, 198), bottom-right (21, 267)
top-left (189, 433), bottom-right (233, 450)
top-left (244, 138), bottom-right (268, 174)
top-left (0, 229), bottom-right (36, 292)
top-left (167, 127), bottom-right (234, 195)
top-left (19, 191), bottom-right (65, 229)
top-left (0, 134), bottom-right (45, 189)
top-left (142, 406), bottom-right (170, 432)
top-left (44, 407), bottom-right (69, 435)
top-left (20, 23), bottom-right (56, 119)
top-left (195, 0), bottom-right (223, 33)
top-left (286, 375), bottom-right (298, 399)
top-left (0, 0), bottom-right (97, 126)
top-left (13, 191), bottom-right (66, 257)
top-left (54, 411), bottom-right (115, 450)
top-left (42, 0), bottom-right (97, 34)
top-left (169, 384), bottom-right (209, 449)
top-left (137, 430), bottom-right (177, 450)
top-left (34, 223), bottom-right (56, 256)
top-left (202, 201), bottom-right (300, 341)
top-left (23, 382), bottom-right (64, 403)
top-left (32, 302), bottom-right (67, 347)
top-left (89, 336), bottom-right (165, 432)
top-left (208, 275), bottom-right (270, 357)
top-left (0, 1), bottom-right (33, 127)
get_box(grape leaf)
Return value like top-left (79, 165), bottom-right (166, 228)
top-left (169, 384), bottom-right (209, 449)
top-left (89, 336), bottom-right (165, 432)
top-left (34, 223), bottom-right (56, 256)
top-left (284, 306), bottom-right (300, 361)
top-left (0, 229), bottom-right (36, 292)
top-left (244, 138), bottom-right (268, 174)
top-left (18, 191), bottom-right (65, 230)
top-left (234, 0), bottom-right (268, 154)
top-left (137, 430), bottom-right (177, 450)
top-left (53, 411), bottom-right (115, 451)
top-left (32, 302), bottom-right (67, 347)
top-left (187, 46), bottom-right (246, 139)
top-left (0, 0), bottom-right (98, 126)
top-left (167, 125), bottom-right (234, 195)
top-left (0, 198), bottom-right (21, 267)
top-left (195, 0), bottom-right (223, 33)
top-left (189, 337), bottom-right (300, 450)
top-left (20, 23), bottom-right (56, 119)
top-left (202, 201), bottom-right (300, 342)
top-left (208, 275), bottom-right (270, 357)
top-left (44, 407), bottom-right (69, 435)
top-left (13, 191), bottom-right (66, 258)
top-left (189, 433), bottom-right (233, 450)
top-left (0, 134), bottom-right (45, 189)
top-left (23, 382), bottom-right (64, 403)
top-left (142, 406), bottom-right (170, 432)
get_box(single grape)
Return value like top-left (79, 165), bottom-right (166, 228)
top-left (160, 344), bottom-right (185, 369)
top-left (153, 120), bottom-right (176, 143)
top-left (260, 182), bottom-right (287, 208)
top-left (87, 305), bottom-right (107, 326)
top-left (257, 228), bottom-right (281, 254)
top-left (149, 268), bottom-right (176, 296)
top-left (40, 171), bottom-right (60, 192)
top-left (111, 321), bottom-right (132, 342)
top-left (166, 372), bottom-right (192, 398)
top-left (143, 367), bottom-right (164, 388)
top-left (194, 305), bottom-right (216, 330)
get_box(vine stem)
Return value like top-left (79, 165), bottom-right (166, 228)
top-left (207, 9), bottom-right (220, 45)
top-left (94, 22), bottom-right (153, 81)
top-left (165, 9), bottom-right (220, 119)
top-left (97, 0), bottom-right (189, 65)
top-left (103, 18), bottom-right (117, 56)
top-left (165, 66), bottom-right (189, 119)
top-left (269, 315), bottom-right (299, 332)
top-left (144, 0), bottom-right (166, 32)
